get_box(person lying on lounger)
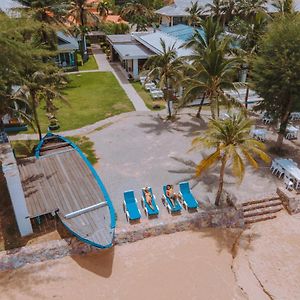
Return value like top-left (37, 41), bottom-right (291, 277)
top-left (144, 187), bottom-right (154, 210)
top-left (166, 184), bottom-right (179, 207)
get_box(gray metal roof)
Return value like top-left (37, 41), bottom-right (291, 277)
top-left (134, 31), bottom-right (192, 57)
top-left (0, 0), bottom-right (24, 16)
top-left (57, 31), bottom-right (79, 52)
top-left (107, 34), bottom-right (134, 44)
top-left (113, 43), bottom-right (154, 60)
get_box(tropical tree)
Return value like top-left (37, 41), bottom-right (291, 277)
top-left (67, 0), bottom-right (99, 60)
top-left (251, 15), bottom-right (300, 149)
top-left (185, 1), bottom-right (202, 27)
top-left (191, 113), bottom-right (270, 206)
top-left (272, 0), bottom-right (295, 14)
top-left (121, 0), bottom-right (154, 31)
top-left (184, 17), bottom-right (224, 52)
top-left (20, 68), bottom-right (68, 140)
top-left (183, 31), bottom-right (241, 119)
top-left (228, 11), bottom-right (269, 107)
top-left (143, 39), bottom-right (184, 117)
top-left (0, 14), bottom-right (42, 131)
top-left (19, 0), bottom-right (68, 51)
top-left (97, 1), bottom-right (110, 19)
top-left (236, 0), bottom-right (267, 19)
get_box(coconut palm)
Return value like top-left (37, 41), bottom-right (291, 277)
top-left (67, 0), bottom-right (99, 59)
top-left (20, 69), bottom-right (68, 140)
top-left (239, 0), bottom-right (267, 18)
top-left (191, 113), bottom-right (270, 206)
top-left (182, 37), bottom-right (242, 119)
top-left (97, 1), bottom-right (110, 18)
top-left (19, 0), bottom-right (68, 51)
top-left (184, 17), bottom-right (224, 52)
top-left (121, 0), bottom-right (154, 31)
top-left (143, 39), bottom-right (184, 117)
top-left (185, 1), bottom-right (203, 27)
top-left (272, 0), bottom-right (295, 14)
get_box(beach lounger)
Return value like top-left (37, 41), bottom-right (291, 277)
top-left (141, 187), bottom-right (159, 217)
top-left (179, 181), bottom-right (199, 210)
top-left (123, 190), bottom-right (141, 222)
top-left (162, 185), bottom-right (182, 214)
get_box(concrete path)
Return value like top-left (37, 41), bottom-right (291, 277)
top-left (92, 44), bottom-right (150, 112)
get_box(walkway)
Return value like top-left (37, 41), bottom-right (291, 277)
top-left (92, 44), bottom-right (149, 112)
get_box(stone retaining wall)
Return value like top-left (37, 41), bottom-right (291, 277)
top-left (277, 187), bottom-right (300, 214)
top-left (0, 207), bottom-right (244, 271)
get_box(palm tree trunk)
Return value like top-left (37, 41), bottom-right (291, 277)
top-left (276, 96), bottom-right (293, 149)
top-left (196, 93), bottom-right (206, 118)
top-left (215, 157), bottom-right (226, 206)
top-left (245, 86), bottom-right (249, 110)
top-left (31, 92), bottom-right (42, 141)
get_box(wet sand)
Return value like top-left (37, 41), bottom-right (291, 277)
top-left (0, 229), bottom-right (244, 300)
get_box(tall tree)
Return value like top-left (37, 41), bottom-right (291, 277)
top-left (251, 15), bottom-right (300, 149)
top-left (121, 0), bottom-right (154, 31)
top-left (185, 1), bottom-right (202, 27)
top-left (272, 0), bottom-right (295, 14)
top-left (183, 24), bottom-right (241, 119)
top-left (67, 0), bottom-right (98, 60)
top-left (191, 113), bottom-right (269, 206)
top-left (20, 68), bottom-right (68, 140)
top-left (143, 39), bottom-right (184, 117)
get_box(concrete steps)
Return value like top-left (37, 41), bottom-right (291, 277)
top-left (242, 197), bottom-right (283, 225)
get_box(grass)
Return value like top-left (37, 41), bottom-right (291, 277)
top-left (11, 135), bottom-right (98, 165)
top-left (132, 82), bottom-right (166, 111)
top-left (30, 72), bottom-right (134, 133)
top-left (77, 54), bottom-right (98, 71)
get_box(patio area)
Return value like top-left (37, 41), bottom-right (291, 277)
top-left (87, 111), bottom-right (288, 224)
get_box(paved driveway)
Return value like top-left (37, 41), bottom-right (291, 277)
top-left (88, 112), bottom-right (278, 224)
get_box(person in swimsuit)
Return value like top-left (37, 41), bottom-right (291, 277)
top-left (144, 187), bottom-right (154, 210)
top-left (166, 184), bottom-right (179, 207)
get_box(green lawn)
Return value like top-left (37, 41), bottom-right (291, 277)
top-left (32, 72), bottom-right (134, 133)
top-left (11, 136), bottom-right (98, 165)
top-left (77, 54), bottom-right (98, 71)
top-left (132, 82), bottom-right (166, 111)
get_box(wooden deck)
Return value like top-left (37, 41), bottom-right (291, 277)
top-left (18, 148), bottom-right (114, 247)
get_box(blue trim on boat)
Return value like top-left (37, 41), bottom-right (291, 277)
top-left (35, 132), bottom-right (116, 248)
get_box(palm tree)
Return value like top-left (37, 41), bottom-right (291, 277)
top-left (191, 113), bottom-right (270, 206)
top-left (20, 69), bottom-right (68, 140)
top-left (97, 1), bottom-right (110, 19)
top-left (183, 37), bottom-right (242, 119)
top-left (236, 0), bottom-right (267, 19)
top-left (272, 0), bottom-right (295, 14)
top-left (121, 1), bottom-right (154, 31)
top-left (67, 0), bottom-right (99, 60)
top-left (143, 39), bottom-right (184, 117)
top-left (19, 0), bottom-right (68, 51)
top-left (184, 17), bottom-right (223, 52)
top-left (185, 1), bottom-right (203, 27)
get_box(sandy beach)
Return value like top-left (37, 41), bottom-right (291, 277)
top-left (1, 212), bottom-right (300, 300)
top-left (0, 229), bottom-right (244, 300)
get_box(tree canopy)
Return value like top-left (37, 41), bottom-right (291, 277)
top-left (251, 15), bottom-right (300, 148)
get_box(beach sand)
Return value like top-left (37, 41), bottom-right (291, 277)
top-left (0, 229), bottom-right (244, 300)
top-left (2, 212), bottom-right (300, 300)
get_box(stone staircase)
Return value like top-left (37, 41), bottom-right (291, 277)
top-left (242, 197), bottom-right (284, 225)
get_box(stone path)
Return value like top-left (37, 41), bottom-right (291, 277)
top-left (92, 44), bottom-right (149, 112)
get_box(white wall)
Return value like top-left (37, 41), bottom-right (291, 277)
top-left (1, 144), bottom-right (33, 237)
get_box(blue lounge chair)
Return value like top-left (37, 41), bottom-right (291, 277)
top-left (162, 185), bottom-right (182, 214)
top-left (179, 181), bottom-right (199, 210)
top-left (123, 190), bottom-right (141, 222)
top-left (141, 187), bottom-right (159, 217)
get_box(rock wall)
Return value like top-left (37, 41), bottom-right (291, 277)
top-left (277, 187), bottom-right (300, 214)
top-left (0, 208), bottom-right (244, 271)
